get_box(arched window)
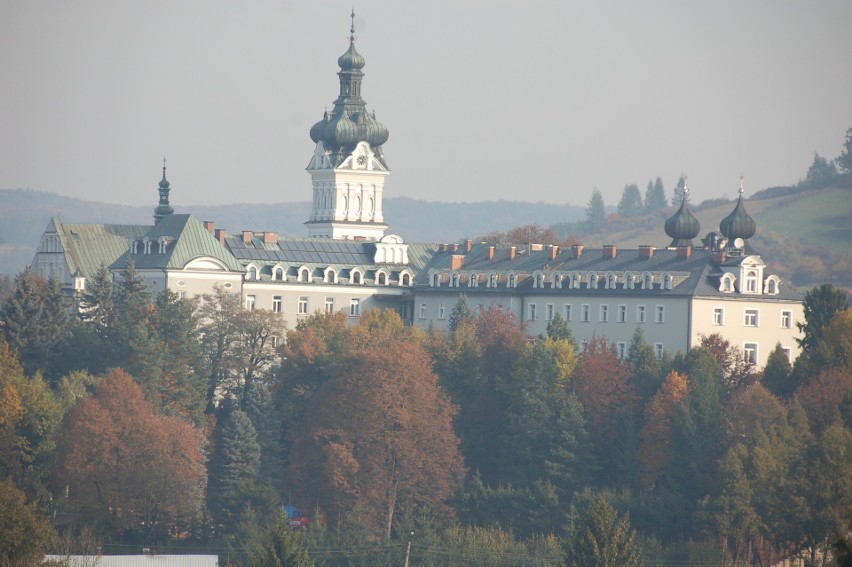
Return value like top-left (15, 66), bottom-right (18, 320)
top-left (663, 273), bottom-right (672, 290)
top-left (273, 266), bottom-right (285, 281)
top-left (432, 273), bottom-right (440, 287)
top-left (765, 276), bottom-right (780, 295)
top-left (377, 271), bottom-right (388, 286)
top-left (351, 269), bottom-right (363, 285)
top-left (643, 273), bottom-right (653, 290)
top-left (588, 273), bottom-right (598, 289)
top-left (325, 268), bottom-right (338, 283)
top-left (400, 272), bottom-right (412, 286)
top-left (553, 273), bottom-right (562, 289)
top-left (131, 241), bottom-right (139, 254)
top-left (572, 273), bottom-right (581, 289)
top-left (606, 273), bottom-right (616, 289)
top-left (489, 273), bottom-right (498, 288)
top-left (720, 274), bottom-right (735, 293)
top-left (744, 270), bottom-right (759, 293)
top-left (299, 267), bottom-right (310, 283)
top-left (508, 273), bottom-right (517, 288)
top-left (469, 273), bottom-right (478, 287)
top-left (625, 273), bottom-right (634, 290)
top-left (247, 265), bottom-right (259, 280)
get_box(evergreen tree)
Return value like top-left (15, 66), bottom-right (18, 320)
top-left (761, 343), bottom-right (794, 398)
top-left (672, 175), bottom-right (687, 205)
top-left (617, 184), bottom-right (643, 218)
top-left (447, 294), bottom-right (475, 335)
top-left (586, 189), bottom-right (606, 232)
top-left (804, 152), bottom-right (838, 188)
top-left (644, 177), bottom-right (667, 212)
top-left (209, 405), bottom-right (262, 523)
top-left (245, 381), bottom-right (286, 483)
top-left (546, 312), bottom-right (576, 350)
top-left (240, 511), bottom-right (314, 567)
top-left (77, 264), bottom-right (115, 338)
top-left (627, 326), bottom-right (662, 400)
top-left (836, 126), bottom-right (852, 176)
top-left (566, 495), bottom-right (644, 567)
top-left (1, 268), bottom-right (47, 376)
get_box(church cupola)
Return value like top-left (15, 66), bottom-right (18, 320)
top-left (719, 176), bottom-right (756, 252)
top-left (664, 179), bottom-right (700, 247)
top-left (305, 11), bottom-right (391, 241)
top-left (153, 159), bottom-right (174, 225)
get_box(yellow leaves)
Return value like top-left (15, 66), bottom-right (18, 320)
top-left (639, 371), bottom-right (688, 491)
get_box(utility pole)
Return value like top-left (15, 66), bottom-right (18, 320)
top-left (404, 530), bottom-right (414, 567)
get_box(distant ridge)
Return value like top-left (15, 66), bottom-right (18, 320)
top-left (0, 188), bottom-right (584, 276)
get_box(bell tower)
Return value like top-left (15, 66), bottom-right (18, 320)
top-left (305, 11), bottom-right (390, 240)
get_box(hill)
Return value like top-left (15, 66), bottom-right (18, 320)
top-left (0, 189), bottom-right (583, 276)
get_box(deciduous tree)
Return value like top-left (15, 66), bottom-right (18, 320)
top-left (54, 369), bottom-right (206, 539)
top-left (638, 371), bottom-right (688, 491)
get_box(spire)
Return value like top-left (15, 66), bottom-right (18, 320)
top-left (309, 11), bottom-right (389, 168)
top-left (664, 176), bottom-right (700, 247)
top-left (154, 158), bottom-right (174, 225)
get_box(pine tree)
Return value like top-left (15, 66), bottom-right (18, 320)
top-left (586, 189), bottom-right (606, 231)
top-left (761, 343), bottom-right (794, 398)
top-left (566, 495), bottom-right (643, 567)
top-left (209, 405), bottom-right (262, 522)
top-left (447, 294), bottom-right (475, 335)
top-left (644, 177), bottom-right (667, 212)
top-left (617, 184), bottom-right (643, 218)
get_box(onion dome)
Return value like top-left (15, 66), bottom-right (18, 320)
top-left (719, 177), bottom-right (756, 249)
top-left (308, 11), bottom-right (389, 168)
top-left (664, 181), bottom-right (700, 247)
top-left (153, 159), bottom-right (174, 225)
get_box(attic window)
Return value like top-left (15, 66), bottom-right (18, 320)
top-left (131, 241), bottom-right (139, 254)
top-left (377, 272), bottom-right (388, 286)
top-left (508, 273), bottom-right (517, 288)
top-left (431, 273), bottom-right (440, 287)
top-left (298, 267), bottom-right (310, 283)
top-left (351, 270), bottom-right (363, 285)
top-left (273, 266), bottom-right (285, 281)
top-left (401, 273), bottom-right (412, 286)
top-left (468, 273), bottom-right (478, 287)
top-left (144, 240), bottom-right (152, 255)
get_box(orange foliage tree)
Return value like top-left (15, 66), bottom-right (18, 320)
top-left (54, 369), bottom-right (206, 538)
top-left (286, 335), bottom-right (464, 540)
top-left (639, 370), bottom-right (688, 491)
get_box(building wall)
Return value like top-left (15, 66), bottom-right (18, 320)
top-left (690, 297), bottom-right (804, 366)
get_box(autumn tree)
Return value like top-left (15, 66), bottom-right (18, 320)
top-left (794, 367), bottom-right (852, 435)
top-left (54, 369), bottom-right (206, 539)
top-left (761, 343), bottom-right (795, 398)
top-left (638, 370), bottom-right (688, 491)
top-left (0, 477), bottom-right (54, 567)
top-left (286, 338), bottom-right (464, 540)
top-left (627, 327), bottom-right (662, 401)
top-left (797, 283), bottom-right (848, 354)
top-left (697, 333), bottom-right (757, 397)
top-left (571, 336), bottom-right (640, 485)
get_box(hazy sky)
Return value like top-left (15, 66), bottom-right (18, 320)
top-left (2, 1), bottom-right (851, 210)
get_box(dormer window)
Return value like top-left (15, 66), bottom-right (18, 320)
top-left (572, 273), bottom-right (581, 289)
top-left (144, 240), bottom-right (152, 255)
top-left (351, 269), bottom-right (363, 285)
top-left (469, 273), bottom-right (478, 287)
top-left (247, 265), bottom-right (259, 280)
top-left (553, 273), bottom-right (562, 289)
top-left (273, 266), bottom-right (285, 281)
top-left (588, 273), bottom-right (598, 289)
top-left (450, 273), bottom-right (459, 287)
top-left (158, 238), bottom-right (167, 254)
top-left (377, 271), bottom-right (388, 286)
top-left (324, 268), bottom-right (338, 284)
top-left (131, 241), bottom-right (139, 254)
top-left (298, 267), bottom-right (310, 283)
top-left (488, 273), bottom-right (498, 288)
top-left (431, 273), bottom-right (440, 287)
top-left (606, 273), bottom-right (616, 289)
top-left (533, 272), bottom-right (545, 288)
top-left (400, 272), bottom-right (412, 286)
top-left (720, 273), bottom-right (735, 293)
top-left (643, 273), bottom-right (653, 290)
top-left (744, 270), bottom-right (759, 293)
top-left (508, 273), bottom-right (517, 288)
top-left (764, 275), bottom-right (780, 295)
top-left (663, 273), bottom-right (672, 290)
top-left (625, 273), bottom-right (634, 290)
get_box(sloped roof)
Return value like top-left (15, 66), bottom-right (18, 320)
top-left (112, 214), bottom-right (243, 272)
top-left (53, 217), bottom-right (151, 278)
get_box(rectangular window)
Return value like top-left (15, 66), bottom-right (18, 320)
top-left (655, 305), bottom-right (665, 323)
top-left (350, 298), bottom-right (360, 317)
top-left (744, 342), bottom-right (758, 364)
top-left (399, 303), bottom-right (410, 320)
top-left (324, 297), bottom-right (335, 314)
top-left (581, 304), bottom-right (590, 322)
top-left (564, 304), bottom-right (573, 322)
top-left (546, 304), bottom-right (554, 321)
top-left (618, 304), bottom-right (627, 323)
top-left (245, 295), bottom-right (256, 310)
top-left (439, 304), bottom-right (446, 319)
top-left (298, 296), bottom-right (308, 315)
top-left (420, 303), bottom-right (427, 319)
top-left (529, 303), bottom-right (537, 321)
top-left (176, 290), bottom-right (187, 300)
top-left (654, 343), bottom-right (664, 360)
top-left (782, 346), bottom-right (792, 362)
top-left (271, 335), bottom-right (280, 348)
top-left (744, 309), bottom-right (759, 327)
top-left (617, 342), bottom-right (627, 360)
top-left (637, 305), bottom-right (646, 324)
top-left (713, 307), bottom-right (724, 325)
top-left (600, 304), bottom-right (609, 322)
top-left (781, 310), bottom-right (792, 329)
top-left (272, 296), bottom-right (282, 313)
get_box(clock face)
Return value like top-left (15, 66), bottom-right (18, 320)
top-left (357, 155), bottom-right (367, 166)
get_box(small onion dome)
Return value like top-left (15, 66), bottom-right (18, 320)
top-left (158, 176), bottom-right (170, 190)
top-left (664, 198), bottom-right (701, 246)
top-left (338, 41), bottom-right (366, 71)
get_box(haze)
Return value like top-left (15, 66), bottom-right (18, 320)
top-left (2, 0), bottom-right (851, 210)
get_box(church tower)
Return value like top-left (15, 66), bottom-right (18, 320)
top-left (305, 11), bottom-right (390, 240)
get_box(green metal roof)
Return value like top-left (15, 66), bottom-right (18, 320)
top-left (53, 217), bottom-right (151, 278)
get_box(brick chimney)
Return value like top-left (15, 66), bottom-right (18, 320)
top-left (639, 245), bottom-right (655, 259)
top-left (452, 243), bottom-right (459, 253)
top-left (572, 244), bottom-right (584, 259)
top-left (451, 255), bottom-right (465, 270)
top-left (488, 246), bottom-right (495, 260)
top-left (711, 251), bottom-right (727, 264)
top-left (465, 239), bottom-right (472, 253)
top-left (440, 244), bottom-right (448, 253)
top-left (203, 220), bottom-right (215, 233)
top-left (214, 228), bottom-right (226, 246)
top-left (530, 243), bottom-right (544, 251)
top-left (677, 245), bottom-right (692, 259)
top-left (603, 244), bottom-right (616, 259)
top-left (242, 230), bottom-right (253, 244)
top-left (548, 245), bottom-right (559, 261)
top-left (263, 232), bottom-right (278, 245)
top-left (508, 246), bottom-right (517, 261)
